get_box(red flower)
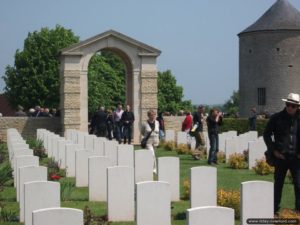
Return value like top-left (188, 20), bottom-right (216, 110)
top-left (50, 174), bottom-right (61, 181)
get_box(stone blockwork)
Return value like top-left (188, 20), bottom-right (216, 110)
top-left (0, 117), bottom-right (61, 142)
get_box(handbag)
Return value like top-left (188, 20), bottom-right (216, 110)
top-left (141, 123), bottom-right (154, 148)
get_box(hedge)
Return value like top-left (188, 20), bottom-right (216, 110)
top-left (220, 118), bottom-right (268, 136)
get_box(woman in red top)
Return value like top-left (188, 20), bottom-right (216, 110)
top-left (182, 112), bottom-right (193, 132)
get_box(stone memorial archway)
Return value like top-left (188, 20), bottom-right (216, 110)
top-left (59, 30), bottom-right (161, 143)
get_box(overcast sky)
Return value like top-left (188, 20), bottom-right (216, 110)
top-left (1, 0), bottom-right (299, 105)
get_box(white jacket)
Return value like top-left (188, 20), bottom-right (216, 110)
top-left (141, 120), bottom-right (160, 146)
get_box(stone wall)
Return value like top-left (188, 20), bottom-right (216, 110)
top-left (164, 116), bottom-right (185, 132)
top-left (0, 117), bottom-right (61, 142)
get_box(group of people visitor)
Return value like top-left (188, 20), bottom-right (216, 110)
top-left (14, 105), bottom-right (60, 117)
top-left (89, 103), bottom-right (135, 144)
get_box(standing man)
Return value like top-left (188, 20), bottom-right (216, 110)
top-left (114, 103), bottom-right (124, 144)
top-left (192, 105), bottom-right (206, 148)
top-left (121, 105), bottom-right (135, 144)
top-left (249, 107), bottom-right (257, 131)
top-left (206, 108), bottom-right (223, 165)
top-left (91, 106), bottom-right (107, 137)
top-left (264, 93), bottom-right (300, 214)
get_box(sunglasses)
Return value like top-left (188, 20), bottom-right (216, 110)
top-left (286, 103), bottom-right (298, 109)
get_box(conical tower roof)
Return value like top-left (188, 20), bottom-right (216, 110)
top-left (240, 0), bottom-right (300, 35)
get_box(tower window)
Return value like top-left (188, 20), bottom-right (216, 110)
top-left (258, 88), bottom-right (266, 106)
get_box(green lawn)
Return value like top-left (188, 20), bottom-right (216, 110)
top-left (0, 143), bottom-right (296, 225)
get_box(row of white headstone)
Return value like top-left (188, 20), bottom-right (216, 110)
top-left (166, 129), bottom-right (267, 169)
top-left (7, 128), bottom-right (84, 225)
top-left (8, 128), bottom-right (274, 225)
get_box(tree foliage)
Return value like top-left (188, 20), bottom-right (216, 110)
top-left (158, 70), bottom-right (193, 114)
top-left (3, 25), bottom-right (192, 115)
top-left (3, 25), bottom-right (79, 109)
top-left (88, 51), bottom-right (126, 114)
top-left (223, 90), bottom-right (239, 117)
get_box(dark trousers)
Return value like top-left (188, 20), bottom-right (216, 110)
top-left (107, 124), bottom-right (113, 140)
top-left (208, 133), bottom-right (219, 164)
top-left (115, 121), bottom-right (123, 143)
top-left (274, 157), bottom-right (300, 213)
top-left (123, 125), bottom-right (133, 144)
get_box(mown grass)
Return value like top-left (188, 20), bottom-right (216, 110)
top-left (0, 143), bottom-right (295, 225)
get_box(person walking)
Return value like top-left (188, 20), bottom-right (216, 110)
top-left (121, 105), bottom-right (135, 144)
top-left (91, 106), bottom-right (108, 137)
top-left (113, 103), bottom-right (124, 144)
top-left (264, 93), bottom-right (300, 214)
top-left (141, 110), bottom-right (159, 173)
top-left (249, 107), bottom-right (257, 131)
top-left (182, 112), bottom-right (193, 132)
top-left (206, 108), bottom-right (223, 165)
top-left (156, 112), bottom-right (165, 140)
top-left (106, 109), bottom-right (114, 140)
top-left (15, 105), bottom-right (27, 117)
top-left (192, 105), bottom-right (206, 154)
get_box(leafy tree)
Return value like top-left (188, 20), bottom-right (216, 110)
top-left (3, 25), bottom-right (79, 109)
top-left (88, 51), bottom-right (126, 114)
top-left (223, 90), bottom-right (239, 117)
top-left (158, 70), bottom-right (193, 114)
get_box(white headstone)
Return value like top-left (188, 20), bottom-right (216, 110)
top-left (19, 166), bottom-right (47, 222)
top-left (177, 132), bottom-right (188, 145)
top-left (225, 138), bottom-right (238, 162)
top-left (84, 135), bottom-right (96, 151)
top-left (75, 150), bottom-right (98, 187)
top-left (65, 144), bottom-right (82, 177)
top-left (241, 181), bottom-right (273, 225)
top-left (93, 137), bottom-right (105, 155)
top-left (136, 181), bottom-right (171, 225)
top-left (32, 208), bottom-right (84, 225)
top-left (190, 166), bottom-right (217, 208)
top-left (158, 157), bottom-right (180, 201)
top-left (117, 145), bottom-right (134, 167)
top-left (165, 130), bottom-right (175, 142)
top-left (15, 155), bottom-right (39, 190)
top-left (187, 206), bottom-right (235, 225)
top-left (24, 181), bottom-right (60, 225)
top-left (107, 166), bottom-right (135, 221)
top-left (104, 141), bottom-right (118, 166)
top-left (11, 149), bottom-right (33, 166)
top-left (88, 156), bottom-right (111, 201)
top-left (57, 139), bottom-right (72, 169)
top-left (248, 140), bottom-right (267, 169)
top-left (135, 150), bottom-right (154, 183)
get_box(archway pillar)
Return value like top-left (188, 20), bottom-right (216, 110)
top-left (59, 54), bottom-right (82, 134)
top-left (139, 55), bottom-right (158, 141)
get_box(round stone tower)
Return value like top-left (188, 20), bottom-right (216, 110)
top-left (239, 0), bottom-right (300, 116)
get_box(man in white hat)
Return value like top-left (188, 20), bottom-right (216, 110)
top-left (264, 93), bottom-right (300, 214)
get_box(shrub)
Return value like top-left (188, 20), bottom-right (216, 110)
top-left (278, 209), bottom-right (300, 224)
top-left (176, 144), bottom-right (190, 155)
top-left (182, 179), bottom-right (190, 200)
top-left (61, 181), bottom-right (75, 201)
top-left (243, 149), bottom-right (249, 162)
top-left (0, 204), bottom-right (18, 222)
top-left (0, 163), bottom-right (13, 191)
top-left (163, 141), bottom-right (176, 151)
top-left (27, 138), bottom-right (47, 158)
top-left (217, 189), bottom-right (241, 219)
top-left (253, 159), bottom-right (274, 175)
top-left (228, 153), bottom-right (248, 169)
top-left (217, 151), bottom-right (226, 164)
top-left (0, 144), bottom-right (8, 164)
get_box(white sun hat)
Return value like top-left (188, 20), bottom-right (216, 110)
top-left (282, 93), bottom-right (300, 105)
